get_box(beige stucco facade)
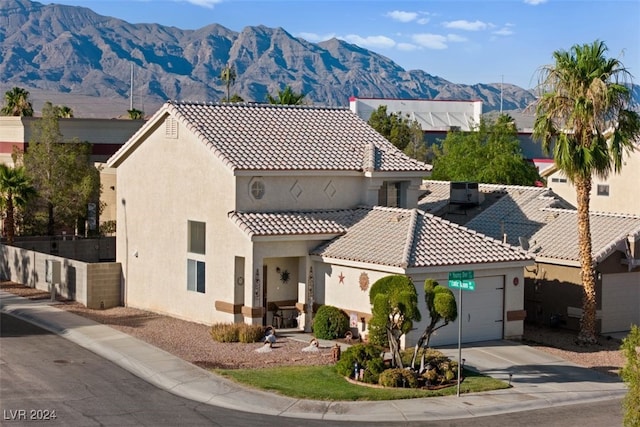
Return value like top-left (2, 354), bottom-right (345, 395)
top-left (546, 148), bottom-right (640, 215)
top-left (108, 102), bottom-right (532, 348)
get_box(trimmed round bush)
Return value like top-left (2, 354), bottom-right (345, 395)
top-left (312, 305), bottom-right (349, 340)
top-left (335, 343), bottom-right (386, 384)
top-left (379, 368), bottom-right (419, 388)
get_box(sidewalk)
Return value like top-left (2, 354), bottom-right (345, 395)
top-left (0, 291), bottom-right (627, 422)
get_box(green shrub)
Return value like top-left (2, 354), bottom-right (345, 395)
top-left (379, 368), bottom-right (419, 388)
top-left (419, 350), bottom-right (459, 386)
top-left (335, 343), bottom-right (385, 384)
top-left (238, 324), bottom-right (265, 343)
top-left (620, 324), bottom-right (640, 427)
top-left (313, 305), bottom-right (349, 340)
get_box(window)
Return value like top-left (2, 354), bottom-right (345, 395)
top-left (188, 221), bottom-right (206, 254)
top-left (187, 220), bottom-right (206, 293)
top-left (378, 181), bottom-right (408, 207)
top-left (250, 179), bottom-right (265, 200)
top-left (551, 177), bottom-right (567, 183)
top-left (597, 184), bottom-right (609, 196)
top-left (187, 259), bottom-right (205, 293)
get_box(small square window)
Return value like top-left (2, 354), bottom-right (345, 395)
top-left (597, 184), bottom-right (609, 196)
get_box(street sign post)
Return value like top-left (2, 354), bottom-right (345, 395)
top-left (448, 270), bottom-right (475, 397)
top-left (448, 270), bottom-right (475, 291)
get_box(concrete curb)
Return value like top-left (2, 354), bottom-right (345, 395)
top-left (0, 291), bottom-right (628, 422)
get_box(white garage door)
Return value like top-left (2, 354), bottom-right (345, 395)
top-left (428, 276), bottom-right (504, 347)
top-left (602, 272), bottom-right (640, 334)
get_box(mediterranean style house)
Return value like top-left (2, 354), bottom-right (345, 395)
top-left (420, 180), bottom-right (640, 335)
top-left (106, 101), bottom-right (533, 347)
top-left (542, 141), bottom-right (640, 216)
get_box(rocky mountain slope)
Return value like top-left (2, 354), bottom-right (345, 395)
top-left (0, 0), bottom-right (584, 118)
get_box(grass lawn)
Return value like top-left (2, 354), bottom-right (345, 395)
top-left (215, 365), bottom-right (509, 401)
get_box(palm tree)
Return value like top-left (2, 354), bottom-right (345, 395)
top-left (220, 64), bottom-right (236, 102)
top-left (0, 164), bottom-right (36, 244)
top-left (127, 108), bottom-right (144, 120)
top-left (533, 40), bottom-right (640, 344)
top-left (266, 86), bottom-right (305, 105)
top-left (54, 105), bottom-right (74, 118)
top-left (1, 87), bottom-right (34, 117)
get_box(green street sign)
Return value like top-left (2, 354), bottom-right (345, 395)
top-left (448, 271), bottom-right (475, 291)
top-left (449, 271), bottom-right (474, 281)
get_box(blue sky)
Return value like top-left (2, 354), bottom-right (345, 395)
top-left (40, 0), bottom-right (640, 89)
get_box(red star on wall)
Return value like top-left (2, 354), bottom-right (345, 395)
top-left (338, 272), bottom-right (345, 284)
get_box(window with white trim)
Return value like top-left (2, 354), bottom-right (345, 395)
top-left (187, 220), bottom-right (206, 293)
top-left (187, 259), bottom-right (205, 293)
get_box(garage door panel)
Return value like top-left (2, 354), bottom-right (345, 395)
top-left (429, 276), bottom-right (504, 347)
top-left (602, 272), bottom-right (640, 334)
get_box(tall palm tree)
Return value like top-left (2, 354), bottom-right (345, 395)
top-left (220, 64), bottom-right (236, 102)
top-left (0, 164), bottom-right (36, 244)
top-left (266, 86), bottom-right (305, 105)
top-left (533, 40), bottom-right (640, 344)
top-left (1, 87), bottom-right (34, 117)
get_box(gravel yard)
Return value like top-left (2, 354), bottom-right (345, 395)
top-left (1, 281), bottom-right (626, 374)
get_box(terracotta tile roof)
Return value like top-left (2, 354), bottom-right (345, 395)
top-left (162, 101), bottom-right (430, 173)
top-left (447, 181), bottom-right (640, 264)
top-left (228, 209), bottom-right (368, 237)
top-left (311, 206), bottom-right (531, 268)
top-left (465, 185), bottom-right (573, 246)
top-left (528, 210), bottom-right (640, 263)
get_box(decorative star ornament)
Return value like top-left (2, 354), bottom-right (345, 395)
top-left (338, 272), bottom-right (345, 284)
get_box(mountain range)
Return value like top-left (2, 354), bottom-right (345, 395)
top-left (0, 0), bottom-right (636, 119)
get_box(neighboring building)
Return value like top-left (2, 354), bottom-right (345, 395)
top-left (349, 98), bottom-right (549, 161)
top-left (0, 116), bottom-right (144, 165)
top-left (542, 142), bottom-right (640, 216)
top-left (0, 116), bottom-right (144, 232)
top-left (106, 101), bottom-right (533, 347)
top-left (349, 97), bottom-right (483, 132)
top-left (420, 180), bottom-right (640, 335)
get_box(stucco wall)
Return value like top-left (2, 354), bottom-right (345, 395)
top-left (314, 263), bottom-right (526, 348)
top-left (546, 150), bottom-right (640, 215)
top-left (0, 244), bottom-right (121, 308)
top-left (12, 237), bottom-right (116, 262)
top-left (115, 116), bottom-right (254, 325)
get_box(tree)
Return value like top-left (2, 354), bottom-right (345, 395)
top-left (127, 108), bottom-right (144, 120)
top-left (53, 105), bottom-right (74, 118)
top-left (368, 275), bottom-right (421, 369)
top-left (620, 325), bottom-right (640, 427)
top-left (221, 94), bottom-right (244, 103)
top-left (20, 102), bottom-right (101, 236)
top-left (533, 40), bottom-right (640, 344)
top-left (1, 87), bottom-right (34, 117)
top-left (220, 64), bottom-right (237, 102)
top-left (266, 86), bottom-right (305, 105)
top-left (368, 105), bottom-right (423, 152)
top-left (0, 164), bottom-right (36, 244)
top-left (410, 279), bottom-right (457, 371)
top-left (431, 115), bottom-right (541, 185)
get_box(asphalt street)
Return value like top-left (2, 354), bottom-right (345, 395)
top-left (0, 312), bottom-right (624, 426)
